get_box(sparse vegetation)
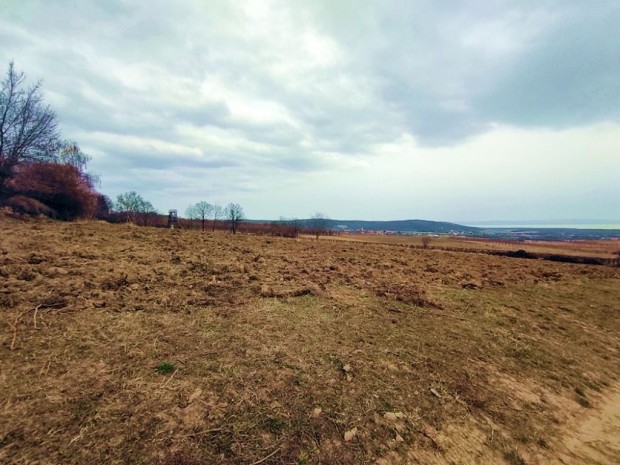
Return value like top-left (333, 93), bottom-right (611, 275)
top-left (155, 362), bottom-right (177, 374)
top-left (504, 449), bottom-right (527, 465)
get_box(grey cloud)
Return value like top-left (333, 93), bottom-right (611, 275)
top-left (2, 0), bottom-right (619, 219)
top-left (172, 103), bottom-right (231, 128)
top-left (476, 5), bottom-right (620, 128)
top-left (304, 0), bottom-right (620, 145)
top-left (89, 142), bottom-right (238, 172)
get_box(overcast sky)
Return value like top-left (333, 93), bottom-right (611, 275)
top-left (2, 0), bottom-right (619, 222)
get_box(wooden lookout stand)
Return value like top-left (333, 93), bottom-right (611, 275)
top-left (168, 209), bottom-right (178, 229)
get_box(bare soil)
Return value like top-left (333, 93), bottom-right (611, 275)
top-left (1, 218), bottom-right (619, 464)
top-left (327, 233), bottom-right (620, 260)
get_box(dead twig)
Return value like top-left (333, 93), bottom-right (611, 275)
top-left (10, 308), bottom-right (31, 350)
top-left (8, 301), bottom-right (63, 349)
top-left (160, 368), bottom-right (178, 388)
top-left (184, 428), bottom-right (223, 438)
top-left (39, 353), bottom-right (54, 377)
top-left (250, 447), bottom-right (281, 465)
top-left (34, 302), bottom-right (66, 329)
top-left (33, 304), bottom-right (40, 329)
top-left (420, 428), bottom-right (443, 451)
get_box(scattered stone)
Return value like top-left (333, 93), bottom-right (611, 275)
top-left (384, 412), bottom-right (398, 421)
top-left (344, 427), bottom-right (357, 441)
top-left (188, 388), bottom-right (202, 403)
top-left (430, 388), bottom-right (442, 398)
top-left (462, 282), bottom-right (480, 289)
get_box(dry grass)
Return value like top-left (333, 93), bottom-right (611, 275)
top-left (1, 218), bottom-right (619, 464)
top-left (328, 233), bottom-right (620, 260)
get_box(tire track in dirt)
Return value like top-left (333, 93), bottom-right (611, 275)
top-left (555, 383), bottom-right (620, 465)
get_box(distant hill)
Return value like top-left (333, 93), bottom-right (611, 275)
top-left (292, 218), bottom-right (478, 234)
top-left (251, 218), bottom-right (620, 240)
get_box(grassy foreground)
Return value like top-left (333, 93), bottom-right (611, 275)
top-left (1, 219), bottom-right (619, 464)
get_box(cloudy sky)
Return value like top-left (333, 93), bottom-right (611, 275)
top-left (2, 0), bottom-right (619, 223)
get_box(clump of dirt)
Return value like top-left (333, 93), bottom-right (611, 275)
top-left (374, 283), bottom-right (435, 307)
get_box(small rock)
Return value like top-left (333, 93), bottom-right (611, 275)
top-left (384, 411), bottom-right (406, 421)
top-left (311, 407), bottom-right (322, 417)
top-left (462, 282), bottom-right (480, 290)
top-left (188, 388), bottom-right (202, 403)
top-left (395, 434), bottom-right (404, 443)
top-left (384, 412), bottom-right (398, 421)
top-left (342, 364), bottom-right (352, 373)
top-left (344, 427), bottom-right (357, 441)
top-left (430, 388), bottom-right (442, 398)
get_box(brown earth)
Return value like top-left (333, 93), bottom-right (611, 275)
top-left (1, 218), bottom-right (619, 464)
top-left (324, 233), bottom-right (620, 260)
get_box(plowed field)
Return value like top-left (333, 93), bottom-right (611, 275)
top-left (1, 219), bottom-right (619, 464)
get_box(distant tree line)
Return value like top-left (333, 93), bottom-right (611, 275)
top-left (185, 201), bottom-right (244, 234)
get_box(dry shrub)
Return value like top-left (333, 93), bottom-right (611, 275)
top-left (3, 195), bottom-right (57, 217)
top-left (6, 162), bottom-right (98, 219)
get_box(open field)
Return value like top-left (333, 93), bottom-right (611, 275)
top-left (323, 234), bottom-right (620, 260)
top-left (1, 219), bottom-right (619, 465)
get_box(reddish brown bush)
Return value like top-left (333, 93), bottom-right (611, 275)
top-left (4, 195), bottom-right (57, 217)
top-left (6, 162), bottom-right (98, 220)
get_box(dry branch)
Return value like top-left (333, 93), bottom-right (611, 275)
top-left (250, 447), bottom-right (281, 465)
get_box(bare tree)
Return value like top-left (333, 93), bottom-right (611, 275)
top-left (137, 198), bottom-right (156, 226)
top-left (275, 216), bottom-right (301, 237)
top-left (309, 212), bottom-right (329, 239)
top-left (211, 204), bottom-right (223, 232)
top-left (186, 201), bottom-right (212, 231)
top-left (226, 203), bottom-right (244, 234)
top-left (185, 204), bottom-right (199, 229)
top-left (116, 191), bottom-right (154, 224)
top-left (0, 62), bottom-right (60, 195)
top-left (57, 141), bottom-right (90, 172)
